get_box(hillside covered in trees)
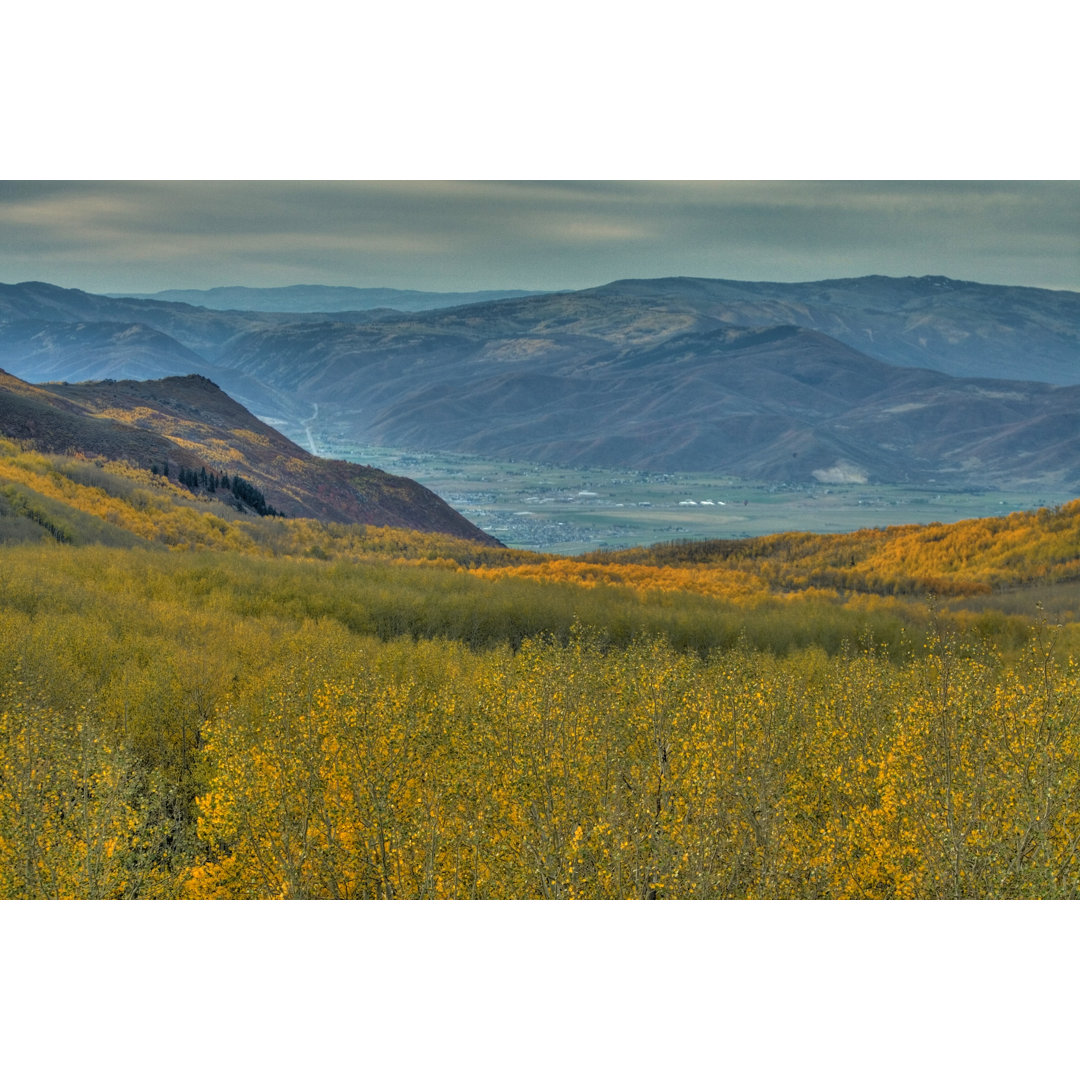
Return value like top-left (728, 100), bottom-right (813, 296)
top-left (2, 437), bottom-right (1079, 898)
top-left (0, 368), bottom-right (497, 543)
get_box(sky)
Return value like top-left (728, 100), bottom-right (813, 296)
top-left (1, 180), bottom-right (1078, 296)
top-left (4, 2), bottom-right (1077, 298)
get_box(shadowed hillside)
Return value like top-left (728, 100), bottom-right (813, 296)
top-left (0, 369), bottom-right (499, 542)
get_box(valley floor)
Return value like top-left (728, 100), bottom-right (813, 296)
top-left (313, 438), bottom-right (1077, 554)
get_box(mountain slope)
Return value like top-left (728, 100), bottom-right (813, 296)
top-left (214, 273), bottom-right (1080, 385)
top-left (223, 321), bottom-right (1080, 487)
top-left (1, 276), bottom-right (1078, 489)
top-left (0, 369), bottom-right (499, 543)
top-left (0, 281), bottom-right (388, 424)
top-left (6, 274), bottom-right (1077, 388)
top-left (0, 281), bottom-right (387, 361)
top-left (0, 320), bottom-right (212, 383)
top-left (586, 274), bottom-right (1080, 384)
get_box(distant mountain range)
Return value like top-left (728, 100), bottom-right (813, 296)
top-left (586, 275), bottom-right (1080, 384)
top-left (0, 367), bottom-right (498, 543)
top-left (1, 275), bottom-right (1078, 489)
top-left (109, 284), bottom-right (546, 313)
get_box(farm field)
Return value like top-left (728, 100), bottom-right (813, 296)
top-left (315, 437), bottom-right (1076, 553)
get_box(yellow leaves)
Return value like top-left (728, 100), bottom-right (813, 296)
top-left (468, 557), bottom-right (773, 605)
top-left (3, 469), bottom-right (1080, 899)
top-left (183, 855), bottom-right (244, 900)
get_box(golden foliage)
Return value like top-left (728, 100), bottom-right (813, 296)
top-left (2, 440), bottom-right (1080, 898)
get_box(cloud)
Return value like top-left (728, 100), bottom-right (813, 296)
top-left (0, 181), bottom-right (1077, 294)
top-left (813, 464), bottom-right (869, 485)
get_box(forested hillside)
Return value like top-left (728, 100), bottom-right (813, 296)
top-left (0, 368), bottom-right (497, 543)
top-left (2, 437), bottom-right (1079, 898)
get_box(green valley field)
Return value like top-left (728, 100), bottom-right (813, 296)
top-left (315, 438), bottom-right (1076, 554)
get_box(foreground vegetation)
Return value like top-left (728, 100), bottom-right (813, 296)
top-left (2, 439), bottom-right (1079, 898)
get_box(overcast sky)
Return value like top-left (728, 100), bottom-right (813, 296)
top-left (5, 7), bottom-right (1076, 298)
top-left (1, 180), bottom-right (1077, 296)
